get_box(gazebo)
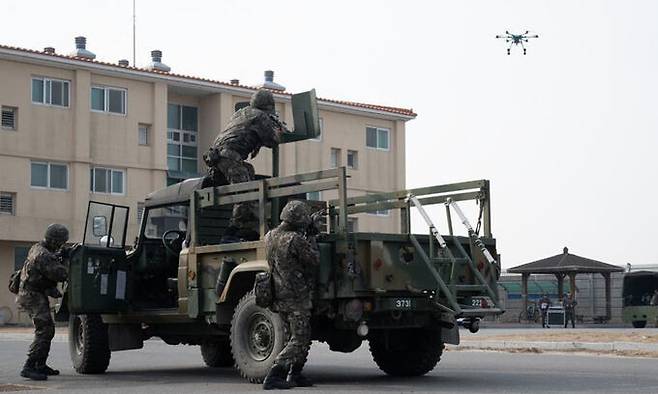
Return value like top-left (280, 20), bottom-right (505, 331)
top-left (508, 247), bottom-right (625, 321)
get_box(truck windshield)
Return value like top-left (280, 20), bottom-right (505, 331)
top-left (144, 205), bottom-right (189, 239)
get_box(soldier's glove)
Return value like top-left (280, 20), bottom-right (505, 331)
top-left (306, 209), bottom-right (326, 237)
top-left (45, 287), bottom-right (63, 299)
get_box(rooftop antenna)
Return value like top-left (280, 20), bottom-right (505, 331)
top-left (132, 0), bottom-right (136, 66)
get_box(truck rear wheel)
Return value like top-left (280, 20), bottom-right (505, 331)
top-left (201, 340), bottom-right (234, 367)
top-left (230, 290), bottom-right (287, 383)
top-left (69, 314), bottom-right (111, 374)
top-left (369, 328), bottom-right (444, 377)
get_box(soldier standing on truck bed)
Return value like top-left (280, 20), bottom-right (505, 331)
top-left (203, 89), bottom-right (288, 232)
top-left (15, 224), bottom-right (71, 381)
top-left (262, 201), bottom-right (320, 390)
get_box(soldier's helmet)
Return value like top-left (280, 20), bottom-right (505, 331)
top-left (44, 223), bottom-right (69, 243)
top-left (230, 203), bottom-right (258, 227)
top-left (280, 200), bottom-right (311, 227)
top-left (250, 89), bottom-right (275, 113)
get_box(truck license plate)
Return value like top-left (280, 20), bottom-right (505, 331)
top-left (471, 297), bottom-right (492, 308)
top-left (394, 298), bottom-right (413, 309)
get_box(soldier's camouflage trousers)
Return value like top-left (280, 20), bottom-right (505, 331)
top-left (17, 291), bottom-right (55, 362)
top-left (274, 309), bottom-right (311, 369)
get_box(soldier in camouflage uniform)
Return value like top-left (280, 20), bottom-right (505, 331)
top-left (16, 224), bottom-right (70, 381)
top-left (262, 201), bottom-right (320, 390)
top-left (203, 89), bottom-right (287, 231)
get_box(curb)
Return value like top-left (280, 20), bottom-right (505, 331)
top-left (453, 340), bottom-right (658, 353)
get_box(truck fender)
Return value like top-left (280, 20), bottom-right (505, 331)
top-left (218, 260), bottom-right (269, 304)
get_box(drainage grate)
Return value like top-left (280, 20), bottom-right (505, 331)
top-left (0, 384), bottom-right (46, 392)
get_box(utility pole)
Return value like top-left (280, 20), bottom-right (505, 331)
top-left (132, 0), bottom-right (136, 66)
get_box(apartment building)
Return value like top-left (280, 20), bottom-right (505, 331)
top-left (0, 37), bottom-right (415, 323)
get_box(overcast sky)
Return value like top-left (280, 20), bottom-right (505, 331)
top-left (2, 0), bottom-right (657, 268)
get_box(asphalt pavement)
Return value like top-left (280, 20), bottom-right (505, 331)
top-left (2, 332), bottom-right (658, 393)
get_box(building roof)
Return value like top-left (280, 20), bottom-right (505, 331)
top-left (507, 247), bottom-right (625, 274)
top-left (0, 43), bottom-right (417, 119)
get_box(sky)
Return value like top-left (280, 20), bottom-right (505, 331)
top-left (2, 0), bottom-right (657, 268)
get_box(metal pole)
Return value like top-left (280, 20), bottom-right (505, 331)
top-left (132, 0), bottom-right (136, 66)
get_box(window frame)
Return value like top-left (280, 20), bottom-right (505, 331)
top-left (31, 76), bottom-right (70, 108)
top-left (167, 103), bottom-right (199, 175)
top-left (347, 150), bottom-right (359, 169)
top-left (90, 85), bottom-right (127, 115)
top-left (0, 192), bottom-right (15, 215)
top-left (30, 161), bottom-right (69, 191)
top-left (365, 126), bottom-right (391, 151)
top-left (138, 123), bottom-right (150, 146)
top-left (330, 147), bottom-right (341, 169)
top-left (1, 106), bottom-right (18, 130)
top-left (90, 167), bottom-right (126, 195)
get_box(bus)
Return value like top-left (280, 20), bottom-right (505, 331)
top-left (622, 271), bottom-right (658, 328)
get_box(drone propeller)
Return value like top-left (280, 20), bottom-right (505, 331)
top-left (526, 34), bottom-right (539, 38)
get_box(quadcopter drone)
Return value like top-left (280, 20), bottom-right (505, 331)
top-left (495, 31), bottom-right (539, 55)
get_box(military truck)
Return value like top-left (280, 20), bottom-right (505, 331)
top-left (58, 91), bottom-right (503, 382)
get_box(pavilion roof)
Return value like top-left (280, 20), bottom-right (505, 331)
top-left (508, 247), bottom-right (624, 275)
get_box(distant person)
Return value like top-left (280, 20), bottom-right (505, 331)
top-left (563, 292), bottom-right (578, 328)
top-left (650, 289), bottom-right (658, 306)
top-left (539, 294), bottom-right (551, 328)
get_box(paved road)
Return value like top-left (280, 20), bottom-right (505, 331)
top-left (2, 337), bottom-right (658, 393)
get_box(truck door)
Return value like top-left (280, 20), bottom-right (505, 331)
top-left (68, 201), bottom-right (131, 314)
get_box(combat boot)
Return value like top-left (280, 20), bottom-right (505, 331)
top-left (262, 364), bottom-right (291, 390)
top-left (20, 359), bottom-right (47, 381)
top-left (36, 361), bottom-right (60, 376)
top-left (287, 363), bottom-right (313, 387)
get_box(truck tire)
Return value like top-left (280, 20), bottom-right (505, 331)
top-left (632, 320), bottom-right (647, 328)
top-left (369, 329), bottom-right (443, 377)
top-left (69, 314), bottom-right (111, 374)
top-left (201, 340), bottom-right (234, 367)
top-left (230, 290), bottom-right (287, 383)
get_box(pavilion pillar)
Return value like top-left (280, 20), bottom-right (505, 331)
top-left (555, 273), bottom-right (565, 301)
top-left (568, 272), bottom-right (577, 299)
top-left (521, 273), bottom-right (529, 315)
top-left (602, 272), bottom-right (611, 321)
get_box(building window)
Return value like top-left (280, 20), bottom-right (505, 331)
top-left (306, 191), bottom-right (321, 201)
top-left (138, 124), bottom-right (150, 146)
top-left (235, 101), bottom-right (250, 112)
top-left (14, 246), bottom-right (30, 271)
top-left (330, 148), bottom-right (341, 168)
top-left (31, 77), bottom-right (70, 107)
top-left (366, 126), bottom-right (390, 150)
top-left (91, 86), bottom-right (127, 114)
top-left (311, 117), bottom-right (323, 141)
top-left (1, 106), bottom-right (17, 130)
top-left (0, 192), bottom-right (15, 215)
top-left (168, 104), bottom-right (198, 176)
top-left (347, 217), bottom-right (358, 232)
top-left (30, 162), bottom-right (68, 190)
top-left (137, 202), bottom-right (145, 224)
top-left (347, 150), bottom-right (358, 169)
top-left (90, 168), bottom-right (125, 194)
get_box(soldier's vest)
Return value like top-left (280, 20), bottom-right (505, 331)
top-left (20, 244), bottom-right (57, 292)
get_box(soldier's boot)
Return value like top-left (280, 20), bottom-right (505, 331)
top-left (36, 360), bottom-right (60, 376)
top-left (20, 359), bottom-right (47, 381)
top-left (262, 364), bottom-right (291, 390)
top-left (287, 363), bottom-right (313, 387)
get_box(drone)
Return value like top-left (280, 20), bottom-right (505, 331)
top-left (495, 31), bottom-right (539, 55)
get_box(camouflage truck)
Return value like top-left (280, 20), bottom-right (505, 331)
top-left (58, 91), bottom-right (503, 381)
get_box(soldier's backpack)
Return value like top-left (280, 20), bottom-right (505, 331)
top-left (8, 270), bottom-right (21, 294)
top-left (254, 272), bottom-right (273, 308)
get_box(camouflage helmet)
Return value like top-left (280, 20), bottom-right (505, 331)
top-left (230, 203), bottom-right (258, 227)
top-left (44, 223), bottom-right (69, 242)
top-left (280, 200), bottom-right (311, 226)
top-left (250, 89), bottom-right (275, 113)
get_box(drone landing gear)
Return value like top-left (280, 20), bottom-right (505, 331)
top-left (507, 48), bottom-right (511, 55)
top-left (523, 48), bottom-right (527, 55)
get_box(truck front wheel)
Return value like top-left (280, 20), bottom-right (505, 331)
top-left (369, 328), bottom-right (444, 377)
top-left (68, 314), bottom-right (111, 374)
top-left (230, 290), bottom-right (287, 383)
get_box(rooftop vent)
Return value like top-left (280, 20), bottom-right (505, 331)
top-left (118, 59), bottom-right (129, 67)
top-left (70, 36), bottom-right (96, 59)
top-left (230, 79), bottom-right (240, 85)
top-left (43, 47), bottom-right (55, 55)
top-left (147, 50), bottom-right (171, 72)
top-left (258, 70), bottom-right (285, 91)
